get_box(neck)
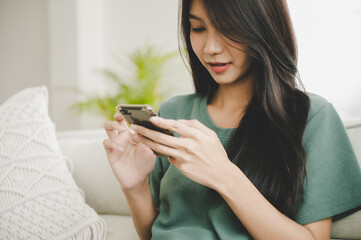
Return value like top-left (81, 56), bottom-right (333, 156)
top-left (208, 72), bottom-right (255, 116)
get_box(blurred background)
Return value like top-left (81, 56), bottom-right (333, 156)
top-left (0, 0), bottom-right (360, 130)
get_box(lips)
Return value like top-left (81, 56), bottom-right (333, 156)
top-left (208, 62), bottom-right (231, 73)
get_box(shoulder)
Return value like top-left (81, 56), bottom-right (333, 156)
top-left (158, 93), bottom-right (203, 119)
top-left (303, 92), bottom-right (345, 144)
top-left (303, 92), bottom-right (345, 143)
top-left (305, 92), bottom-right (335, 123)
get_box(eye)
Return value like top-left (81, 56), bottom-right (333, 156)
top-left (191, 27), bottom-right (205, 33)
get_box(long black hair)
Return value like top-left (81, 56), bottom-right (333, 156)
top-left (179, 0), bottom-right (310, 219)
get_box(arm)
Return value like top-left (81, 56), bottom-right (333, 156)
top-left (123, 179), bottom-right (159, 240)
top-left (214, 162), bottom-right (332, 240)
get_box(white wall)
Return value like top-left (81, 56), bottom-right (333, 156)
top-left (104, 0), bottom-right (178, 56)
top-left (48, 0), bottom-right (106, 130)
top-left (287, 0), bottom-right (361, 117)
top-left (102, 0), bottom-right (193, 98)
top-left (48, 0), bottom-right (79, 130)
top-left (0, 0), bottom-right (107, 130)
top-left (0, 0), bottom-right (49, 102)
top-left (0, 0), bottom-right (360, 131)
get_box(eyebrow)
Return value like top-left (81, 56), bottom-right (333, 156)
top-left (189, 13), bottom-right (203, 22)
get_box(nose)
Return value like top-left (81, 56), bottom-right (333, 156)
top-left (204, 30), bottom-right (224, 56)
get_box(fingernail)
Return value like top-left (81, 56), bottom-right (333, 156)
top-left (150, 117), bottom-right (160, 124)
top-left (129, 124), bottom-right (138, 131)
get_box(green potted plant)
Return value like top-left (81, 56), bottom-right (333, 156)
top-left (72, 44), bottom-right (177, 120)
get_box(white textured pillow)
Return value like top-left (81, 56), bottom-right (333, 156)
top-left (0, 86), bottom-right (106, 239)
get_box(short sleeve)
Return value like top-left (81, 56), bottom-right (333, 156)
top-left (295, 103), bottom-right (361, 225)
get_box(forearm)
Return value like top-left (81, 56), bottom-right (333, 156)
top-left (122, 179), bottom-right (158, 240)
top-left (214, 163), bottom-right (317, 240)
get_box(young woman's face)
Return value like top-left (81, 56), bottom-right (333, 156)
top-left (189, 0), bottom-right (253, 85)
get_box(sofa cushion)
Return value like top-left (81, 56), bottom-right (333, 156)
top-left (57, 129), bottom-right (130, 216)
top-left (100, 214), bottom-right (138, 240)
top-left (0, 86), bottom-right (106, 239)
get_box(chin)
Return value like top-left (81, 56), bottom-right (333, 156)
top-left (211, 74), bottom-right (239, 85)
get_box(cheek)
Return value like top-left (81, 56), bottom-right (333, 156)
top-left (234, 52), bottom-right (252, 70)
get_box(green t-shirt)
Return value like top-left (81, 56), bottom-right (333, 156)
top-left (149, 92), bottom-right (361, 240)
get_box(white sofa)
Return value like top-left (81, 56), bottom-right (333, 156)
top-left (56, 119), bottom-right (361, 240)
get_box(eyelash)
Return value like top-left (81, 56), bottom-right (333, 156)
top-left (191, 27), bottom-right (205, 33)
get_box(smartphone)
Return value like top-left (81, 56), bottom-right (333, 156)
top-left (116, 104), bottom-right (173, 157)
top-left (116, 104), bottom-right (173, 136)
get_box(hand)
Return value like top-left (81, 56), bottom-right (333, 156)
top-left (129, 117), bottom-right (233, 189)
top-left (103, 113), bottom-right (156, 191)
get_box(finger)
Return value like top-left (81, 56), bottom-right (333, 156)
top-left (104, 120), bottom-right (127, 132)
top-left (104, 121), bottom-right (129, 138)
top-left (149, 117), bottom-right (196, 138)
top-left (104, 122), bottom-right (123, 139)
top-left (112, 114), bottom-right (136, 136)
top-left (177, 119), bottom-right (212, 135)
top-left (103, 139), bottom-right (113, 155)
top-left (114, 112), bottom-right (125, 122)
top-left (103, 139), bottom-right (125, 151)
top-left (130, 124), bottom-right (183, 149)
top-left (103, 139), bottom-right (125, 165)
top-left (114, 112), bottom-right (133, 128)
top-left (103, 139), bottom-right (125, 157)
top-left (136, 134), bottom-right (180, 158)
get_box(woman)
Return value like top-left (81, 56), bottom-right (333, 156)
top-left (103, 0), bottom-right (361, 239)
